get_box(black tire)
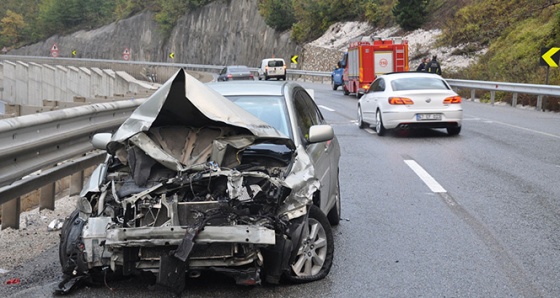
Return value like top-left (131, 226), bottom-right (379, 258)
top-left (331, 79), bottom-right (338, 90)
top-left (375, 109), bottom-right (386, 136)
top-left (265, 75), bottom-right (269, 80)
top-left (343, 85), bottom-right (349, 96)
top-left (282, 75), bottom-right (287, 81)
top-left (358, 106), bottom-right (367, 129)
top-left (326, 172), bottom-right (341, 226)
top-left (447, 126), bottom-right (461, 136)
top-left (284, 205), bottom-right (334, 283)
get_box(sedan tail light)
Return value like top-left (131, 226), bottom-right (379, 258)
top-left (443, 96), bottom-right (462, 104)
top-left (389, 97), bottom-right (414, 105)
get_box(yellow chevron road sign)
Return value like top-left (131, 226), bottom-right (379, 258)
top-left (291, 55), bottom-right (298, 64)
top-left (540, 47), bottom-right (560, 67)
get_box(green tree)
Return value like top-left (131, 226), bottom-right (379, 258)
top-left (1, 10), bottom-right (27, 44)
top-left (392, 0), bottom-right (428, 31)
top-left (258, 0), bottom-right (296, 31)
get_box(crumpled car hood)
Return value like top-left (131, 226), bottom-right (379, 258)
top-left (110, 68), bottom-right (293, 151)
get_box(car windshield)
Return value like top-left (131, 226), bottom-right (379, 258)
top-left (230, 67), bottom-right (249, 73)
top-left (391, 77), bottom-right (450, 91)
top-left (225, 95), bottom-right (291, 138)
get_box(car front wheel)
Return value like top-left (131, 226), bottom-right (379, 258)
top-left (285, 205), bottom-right (334, 283)
top-left (375, 109), bottom-right (386, 136)
top-left (358, 106), bottom-right (367, 129)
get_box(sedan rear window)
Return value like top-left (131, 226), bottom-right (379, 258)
top-left (230, 67), bottom-right (249, 73)
top-left (391, 77), bottom-right (450, 91)
top-left (268, 60), bottom-right (284, 67)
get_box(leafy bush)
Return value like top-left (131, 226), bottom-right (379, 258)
top-left (392, 0), bottom-right (428, 31)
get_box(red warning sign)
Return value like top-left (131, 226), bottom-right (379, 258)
top-left (51, 43), bottom-right (59, 58)
top-left (122, 48), bottom-right (130, 61)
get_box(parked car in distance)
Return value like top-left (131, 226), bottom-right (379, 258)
top-left (217, 65), bottom-right (254, 81)
top-left (258, 58), bottom-right (286, 80)
top-left (57, 70), bottom-right (340, 295)
top-left (357, 72), bottom-right (463, 136)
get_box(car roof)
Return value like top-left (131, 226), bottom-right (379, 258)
top-left (226, 65), bottom-right (249, 69)
top-left (206, 81), bottom-right (289, 97)
top-left (378, 72), bottom-right (444, 80)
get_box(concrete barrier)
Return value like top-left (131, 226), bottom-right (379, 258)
top-left (15, 62), bottom-right (29, 105)
top-left (0, 60), bottom-right (160, 106)
top-left (42, 64), bottom-right (56, 101)
top-left (2, 61), bottom-right (16, 102)
top-left (55, 66), bottom-right (68, 102)
top-left (28, 62), bottom-right (42, 106)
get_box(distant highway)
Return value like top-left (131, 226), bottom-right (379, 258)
top-left (2, 81), bottom-right (560, 297)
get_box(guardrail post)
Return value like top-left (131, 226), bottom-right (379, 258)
top-left (40, 182), bottom-right (55, 210)
top-left (1, 198), bottom-right (21, 230)
top-left (470, 90), bottom-right (475, 101)
top-left (490, 91), bottom-right (495, 106)
top-left (512, 93), bottom-right (518, 107)
top-left (537, 95), bottom-right (543, 111)
top-left (70, 171), bottom-right (84, 196)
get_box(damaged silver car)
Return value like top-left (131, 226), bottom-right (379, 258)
top-left (57, 69), bottom-right (341, 294)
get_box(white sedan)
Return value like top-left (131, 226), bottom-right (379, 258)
top-left (357, 72), bottom-right (463, 136)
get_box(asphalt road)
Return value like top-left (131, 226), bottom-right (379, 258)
top-left (2, 81), bottom-right (560, 297)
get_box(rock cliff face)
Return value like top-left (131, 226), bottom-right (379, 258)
top-left (9, 0), bottom-right (301, 68)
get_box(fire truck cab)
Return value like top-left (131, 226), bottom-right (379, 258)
top-left (341, 36), bottom-right (409, 98)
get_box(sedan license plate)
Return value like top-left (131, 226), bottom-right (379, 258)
top-left (417, 113), bottom-right (442, 121)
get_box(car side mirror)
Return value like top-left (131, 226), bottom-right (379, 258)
top-left (91, 133), bottom-right (112, 150)
top-left (308, 125), bottom-right (334, 143)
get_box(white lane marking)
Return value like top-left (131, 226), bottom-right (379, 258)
top-left (318, 105), bottom-right (335, 112)
top-left (465, 114), bottom-right (560, 139)
top-left (493, 120), bottom-right (560, 139)
top-left (404, 160), bottom-right (447, 193)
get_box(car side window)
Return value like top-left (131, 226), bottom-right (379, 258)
top-left (293, 89), bottom-right (323, 144)
top-left (372, 78), bottom-right (385, 92)
top-left (220, 68), bottom-right (226, 75)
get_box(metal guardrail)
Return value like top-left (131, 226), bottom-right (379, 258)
top-left (447, 79), bottom-right (560, 110)
top-left (0, 98), bottom-right (147, 228)
top-left (1, 59), bottom-right (558, 229)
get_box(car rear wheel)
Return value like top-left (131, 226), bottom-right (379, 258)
top-left (343, 84), bottom-right (349, 96)
top-left (358, 106), bottom-right (367, 129)
top-left (375, 110), bottom-right (386, 136)
top-left (285, 205), bottom-right (334, 283)
top-left (447, 126), bottom-right (461, 136)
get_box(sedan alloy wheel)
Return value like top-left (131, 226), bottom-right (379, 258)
top-left (285, 205), bottom-right (334, 282)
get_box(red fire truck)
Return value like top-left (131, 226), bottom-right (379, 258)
top-left (341, 36), bottom-right (409, 98)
